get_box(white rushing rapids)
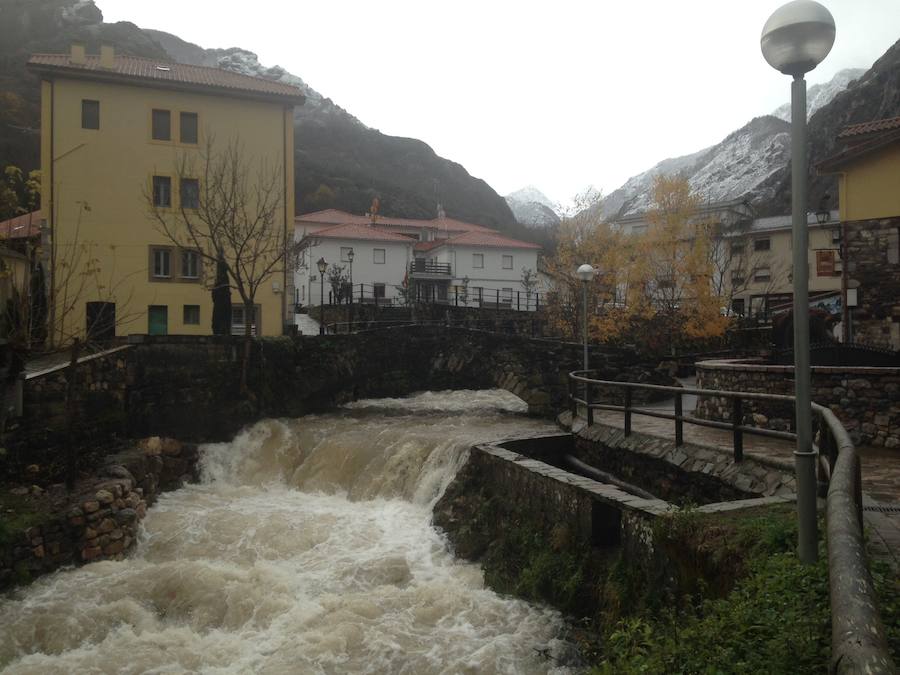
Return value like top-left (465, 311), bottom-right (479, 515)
top-left (0, 390), bottom-right (577, 674)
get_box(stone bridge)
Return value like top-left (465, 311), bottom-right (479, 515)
top-left (277, 325), bottom-right (661, 417)
top-left (8, 326), bottom-right (666, 475)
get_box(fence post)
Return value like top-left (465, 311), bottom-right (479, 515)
top-left (517, 291), bottom-right (521, 311)
top-left (675, 392), bottom-right (683, 446)
top-left (732, 397), bottom-right (744, 462)
top-left (624, 388), bottom-right (632, 436)
top-left (569, 376), bottom-right (576, 418)
top-left (585, 379), bottom-right (593, 427)
top-left (536, 294), bottom-right (540, 312)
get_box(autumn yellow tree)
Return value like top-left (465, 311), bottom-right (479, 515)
top-left (545, 176), bottom-right (732, 352)
top-left (544, 190), bottom-right (625, 340)
top-left (625, 174), bottom-right (729, 346)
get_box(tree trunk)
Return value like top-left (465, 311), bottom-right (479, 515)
top-left (240, 301), bottom-right (253, 395)
top-left (65, 338), bottom-right (81, 490)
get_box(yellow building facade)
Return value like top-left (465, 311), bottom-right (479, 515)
top-left (28, 45), bottom-right (302, 341)
top-left (818, 116), bottom-right (900, 347)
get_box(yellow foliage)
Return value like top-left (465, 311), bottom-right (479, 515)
top-left (544, 175), bottom-right (729, 351)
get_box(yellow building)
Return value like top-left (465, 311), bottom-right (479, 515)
top-left (818, 115), bottom-right (900, 347)
top-left (27, 44), bottom-right (303, 341)
top-left (613, 199), bottom-right (843, 318)
top-left (723, 211), bottom-right (842, 317)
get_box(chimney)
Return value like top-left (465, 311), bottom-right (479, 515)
top-left (70, 42), bottom-right (86, 65)
top-left (99, 44), bottom-right (115, 69)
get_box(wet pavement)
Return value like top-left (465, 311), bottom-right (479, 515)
top-left (590, 377), bottom-right (900, 568)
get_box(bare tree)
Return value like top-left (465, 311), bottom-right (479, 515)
top-left (326, 264), bottom-right (349, 305)
top-left (147, 136), bottom-right (297, 394)
top-left (520, 267), bottom-right (538, 309)
top-left (710, 225), bottom-right (788, 316)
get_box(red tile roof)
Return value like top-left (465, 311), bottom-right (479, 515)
top-left (28, 54), bottom-right (305, 104)
top-left (438, 231), bottom-right (541, 250)
top-left (837, 115), bottom-right (900, 139)
top-left (413, 239), bottom-right (447, 252)
top-left (296, 209), bottom-right (500, 234)
top-left (303, 223), bottom-right (415, 244)
top-left (0, 210), bottom-right (42, 240)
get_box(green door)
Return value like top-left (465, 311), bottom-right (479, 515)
top-left (148, 305), bottom-right (168, 335)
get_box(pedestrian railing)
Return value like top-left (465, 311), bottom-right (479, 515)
top-left (567, 370), bottom-right (895, 674)
top-left (568, 371), bottom-right (797, 462)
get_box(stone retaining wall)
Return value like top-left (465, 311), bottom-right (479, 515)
top-left (560, 411), bottom-right (797, 498)
top-left (4, 328), bottom-right (669, 480)
top-left (695, 358), bottom-right (900, 448)
top-left (0, 437), bottom-right (198, 590)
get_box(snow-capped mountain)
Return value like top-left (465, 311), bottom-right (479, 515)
top-left (0, 0), bottom-right (522, 232)
top-left (599, 68), bottom-right (863, 220)
top-left (771, 68), bottom-right (865, 121)
top-left (505, 186), bottom-right (561, 228)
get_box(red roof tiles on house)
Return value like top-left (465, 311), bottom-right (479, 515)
top-left (438, 231), bottom-right (541, 250)
top-left (413, 239), bottom-right (447, 252)
top-left (27, 54), bottom-right (305, 104)
top-left (296, 209), bottom-right (501, 234)
top-left (303, 223), bottom-right (415, 244)
top-left (837, 116), bottom-right (900, 139)
top-left (0, 210), bottom-right (42, 240)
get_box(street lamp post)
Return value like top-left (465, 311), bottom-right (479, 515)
top-left (317, 257), bottom-right (327, 335)
top-left (347, 248), bottom-right (355, 332)
top-left (761, 0), bottom-right (835, 564)
top-left (576, 264), bottom-right (595, 372)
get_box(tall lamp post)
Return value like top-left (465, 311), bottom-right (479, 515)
top-left (761, 0), bottom-right (835, 564)
top-left (317, 256), bottom-right (327, 335)
top-left (576, 264), bottom-right (594, 372)
top-left (347, 248), bottom-right (355, 332)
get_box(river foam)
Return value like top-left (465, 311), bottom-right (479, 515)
top-left (1, 390), bottom-right (576, 674)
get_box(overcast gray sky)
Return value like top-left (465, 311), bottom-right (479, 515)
top-left (101, 0), bottom-right (900, 207)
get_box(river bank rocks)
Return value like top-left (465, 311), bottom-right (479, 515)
top-left (0, 437), bottom-right (199, 590)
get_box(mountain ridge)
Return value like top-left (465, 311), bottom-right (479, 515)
top-left (594, 65), bottom-right (884, 221)
top-left (0, 0), bottom-right (529, 238)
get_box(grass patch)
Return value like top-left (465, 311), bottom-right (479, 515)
top-left (592, 548), bottom-right (830, 674)
top-left (0, 490), bottom-right (48, 547)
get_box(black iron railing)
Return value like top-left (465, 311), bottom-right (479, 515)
top-left (409, 260), bottom-right (452, 275)
top-left (567, 371), bottom-right (796, 462)
top-left (567, 371), bottom-right (895, 674)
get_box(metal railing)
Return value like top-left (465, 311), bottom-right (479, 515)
top-left (324, 317), bottom-right (545, 336)
top-left (567, 371), bottom-right (895, 674)
top-left (409, 260), bottom-right (452, 275)
top-left (310, 283), bottom-right (548, 312)
top-left (568, 371), bottom-right (797, 462)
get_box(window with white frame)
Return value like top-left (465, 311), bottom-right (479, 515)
top-left (374, 283), bottom-right (386, 298)
top-left (502, 255), bottom-right (513, 269)
top-left (151, 248), bottom-right (171, 278)
top-left (473, 253), bottom-right (484, 269)
top-left (180, 249), bottom-right (200, 279)
top-left (373, 248), bottom-right (386, 264)
top-left (341, 247), bottom-right (354, 262)
top-left (754, 266), bottom-right (771, 283)
top-left (501, 287), bottom-right (513, 302)
top-left (754, 238), bottom-right (771, 252)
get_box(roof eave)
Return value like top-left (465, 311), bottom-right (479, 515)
top-left (817, 129), bottom-right (900, 174)
top-left (26, 61), bottom-right (306, 107)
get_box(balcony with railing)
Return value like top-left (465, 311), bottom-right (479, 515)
top-left (409, 260), bottom-right (452, 278)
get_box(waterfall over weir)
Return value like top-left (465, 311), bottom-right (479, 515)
top-left (0, 390), bottom-right (577, 674)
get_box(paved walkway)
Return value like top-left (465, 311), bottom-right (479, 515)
top-left (590, 377), bottom-right (900, 568)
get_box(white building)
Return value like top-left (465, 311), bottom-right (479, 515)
top-left (294, 209), bottom-right (542, 311)
top-left (295, 222), bottom-right (413, 307)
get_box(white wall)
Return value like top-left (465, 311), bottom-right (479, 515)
top-left (435, 245), bottom-right (539, 308)
top-left (294, 235), bottom-right (411, 308)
